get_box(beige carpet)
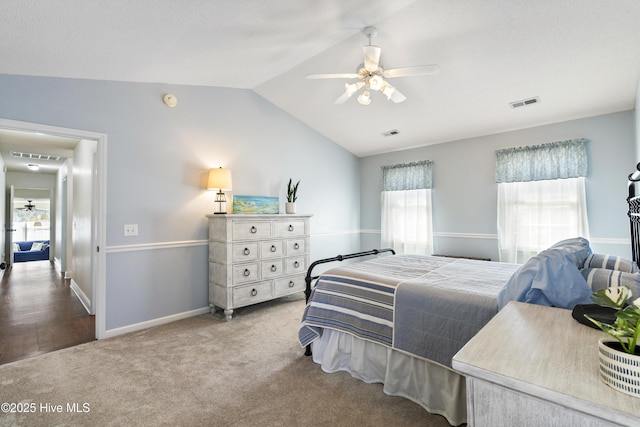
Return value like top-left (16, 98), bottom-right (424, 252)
top-left (0, 294), bottom-right (451, 426)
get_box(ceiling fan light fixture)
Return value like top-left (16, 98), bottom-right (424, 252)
top-left (345, 81), bottom-right (364, 97)
top-left (357, 91), bottom-right (371, 106)
top-left (369, 75), bottom-right (384, 91)
top-left (382, 84), bottom-right (396, 100)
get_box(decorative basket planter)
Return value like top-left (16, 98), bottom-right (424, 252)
top-left (285, 202), bottom-right (296, 214)
top-left (598, 338), bottom-right (640, 397)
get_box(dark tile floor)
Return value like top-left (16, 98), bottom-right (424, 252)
top-left (0, 261), bottom-right (95, 365)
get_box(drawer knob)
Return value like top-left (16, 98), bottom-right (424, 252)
top-left (243, 247), bottom-right (251, 255)
top-left (288, 224), bottom-right (294, 232)
top-left (288, 280), bottom-right (295, 288)
top-left (243, 269), bottom-right (251, 277)
top-left (270, 245), bottom-right (277, 252)
top-left (250, 226), bottom-right (257, 234)
top-left (293, 243), bottom-right (300, 250)
top-left (270, 264), bottom-right (277, 272)
top-left (294, 261), bottom-right (300, 268)
top-left (251, 288), bottom-right (257, 297)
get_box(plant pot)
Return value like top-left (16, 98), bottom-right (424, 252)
top-left (598, 338), bottom-right (640, 397)
top-left (285, 202), bottom-right (296, 214)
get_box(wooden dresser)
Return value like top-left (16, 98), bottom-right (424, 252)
top-left (452, 302), bottom-right (640, 426)
top-left (207, 214), bottom-right (311, 320)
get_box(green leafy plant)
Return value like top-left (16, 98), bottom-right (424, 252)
top-left (287, 178), bottom-right (300, 203)
top-left (585, 286), bottom-right (640, 354)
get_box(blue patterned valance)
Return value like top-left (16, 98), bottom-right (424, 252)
top-left (495, 138), bottom-right (588, 183)
top-left (382, 160), bottom-right (433, 191)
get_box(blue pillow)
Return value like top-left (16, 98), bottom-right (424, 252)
top-left (498, 238), bottom-right (593, 310)
top-left (546, 237), bottom-right (592, 267)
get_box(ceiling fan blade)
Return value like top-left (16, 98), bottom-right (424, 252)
top-left (334, 92), bottom-right (351, 104)
top-left (363, 45), bottom-right (381, 72)
top-left (306, 73), bottom-right (359, 79)
top-left (382, 65), bottom-right (440, 78)
top-left (389, 89), bottom-right (407, 103)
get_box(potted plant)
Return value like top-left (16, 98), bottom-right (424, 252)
top-left (585, 286), bottom-right (640, 397)
top-left (286, 178), bottom-right (300, 214)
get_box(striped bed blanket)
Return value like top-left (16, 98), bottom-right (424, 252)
top-left (299, 254), bottom-right (519, 368)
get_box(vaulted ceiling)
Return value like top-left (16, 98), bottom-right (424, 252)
top-left (1, 1), bottom-right (640, 158)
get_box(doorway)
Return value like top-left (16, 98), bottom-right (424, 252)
top-left (0, 118), bottom-right (106, 341)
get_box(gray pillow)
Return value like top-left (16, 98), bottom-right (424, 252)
top-left (582, 253), bottom-right (639, 273)
top-left (580, 267), bottom-right (640, 300)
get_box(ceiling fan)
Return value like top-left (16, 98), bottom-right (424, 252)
top-left (23, 200), bottom-right (35, 211)
top-left (306, 26), bottom-right (440, 105)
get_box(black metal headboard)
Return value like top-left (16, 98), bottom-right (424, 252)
top-left (628, 163), bottom-right (640, 266)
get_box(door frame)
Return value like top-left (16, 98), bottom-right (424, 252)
top-left (0, 118), bottom-right (107, 339)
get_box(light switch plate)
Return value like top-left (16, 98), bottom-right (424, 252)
top-left (124, 224), bottom-right (138, 236)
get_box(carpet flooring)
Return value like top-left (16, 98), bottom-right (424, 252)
top-left (0, 294), bottom-right (452, 426)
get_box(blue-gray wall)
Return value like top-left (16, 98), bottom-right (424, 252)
top-left (0, 72), bottom-right (636, 334)
top-left (359, 110), bottom-right (635, 261)
top-left (0, 74), bottom-right (361, 332)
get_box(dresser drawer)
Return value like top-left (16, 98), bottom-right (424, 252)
top-left (232, 221), bottom-right (271, 240)
top-left (232, 243), bottom-right (259, 262)
top-left (233, 281), bottom-right (272, 306)
top-left (285, 256), bottom-right (306, 275)
top-left (286, 238), bottom-right (306, 255)
top-left (260, 240), bottom-right (284, 259)
top-left (274, 276), bottom-right (305, 296)
top-left (274, 220), bottom-right (306, 237)
top-left (261, 259), bottom-right (284, 279)
top-left (232, 263), bottom-right (259, 284)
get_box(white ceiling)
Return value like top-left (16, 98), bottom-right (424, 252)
top-left (1, 1), bottom-right (640, 158)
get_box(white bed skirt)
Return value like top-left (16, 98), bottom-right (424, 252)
top-left (311, 329), bottom-right (466, 426)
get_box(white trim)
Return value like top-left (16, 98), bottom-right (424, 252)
top-left (70, 279), bottom-right (92, 315)
top-left (590, 237), bottom-right (631, 245)
top-left (360, 229), bottom-right (382, 234)
top-left (103, 307), bottom-right (211, 338)
top-left (312, 230), bottom-right (361, 237)
top-left (106, 239), bottom-right (207, 253)
top-left (434, 232), bottom-right (498, 240)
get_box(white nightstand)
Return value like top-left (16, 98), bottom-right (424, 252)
top-left (452, 302), bottom-right (640, 426)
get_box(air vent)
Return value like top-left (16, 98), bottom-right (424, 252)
top-left (509, 97), bottom-right (540, 109)
top-left (10, 151), bottom-right (61, 161)
top-left (381, 129), bottom-right (400, 137)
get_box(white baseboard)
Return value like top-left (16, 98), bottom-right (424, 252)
top-left (102, 307), bottom-right (212, 339)
top-left (70, 279), bottom-right (92, 315)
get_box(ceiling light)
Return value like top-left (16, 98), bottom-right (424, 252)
top-left (357, 91), bottom-right (371, 106)
top-left (382, 84), bottom-right (396, 100)
top-left (26, 163), bottom-right (40, 171)
top-left (345, 81), bottom-right (364, 97)
top-left (369, 75), bottom-right (384, 91)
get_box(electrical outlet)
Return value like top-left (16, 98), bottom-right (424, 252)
top-left (124, 224), bottom-right (138, 236)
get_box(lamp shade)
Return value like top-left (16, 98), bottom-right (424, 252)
top-left (207, 168), bottom-right (232, 191)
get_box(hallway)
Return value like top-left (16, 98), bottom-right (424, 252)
top-left (0, 261), bottom-right (95, 365)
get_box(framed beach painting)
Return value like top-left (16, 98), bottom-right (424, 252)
top-left (232, 195), bottom-right (279, 214)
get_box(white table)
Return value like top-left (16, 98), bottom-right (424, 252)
top-left (452, 302), bottom-right (640, 426)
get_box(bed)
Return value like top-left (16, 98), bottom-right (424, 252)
top-left (299, 163), bottom-right (640, 426)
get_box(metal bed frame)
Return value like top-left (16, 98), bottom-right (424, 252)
top-left (303, 248), bottom-right (396, 356)
top-left (628, 163), bottom-right (640, 267)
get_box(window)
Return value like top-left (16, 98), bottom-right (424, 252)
top-left (13, 198), bottom-right (51, 242)
top-left (381, 161), bottom-right (433, 255)
top-left (496, 139), bottom-right (590, 263)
